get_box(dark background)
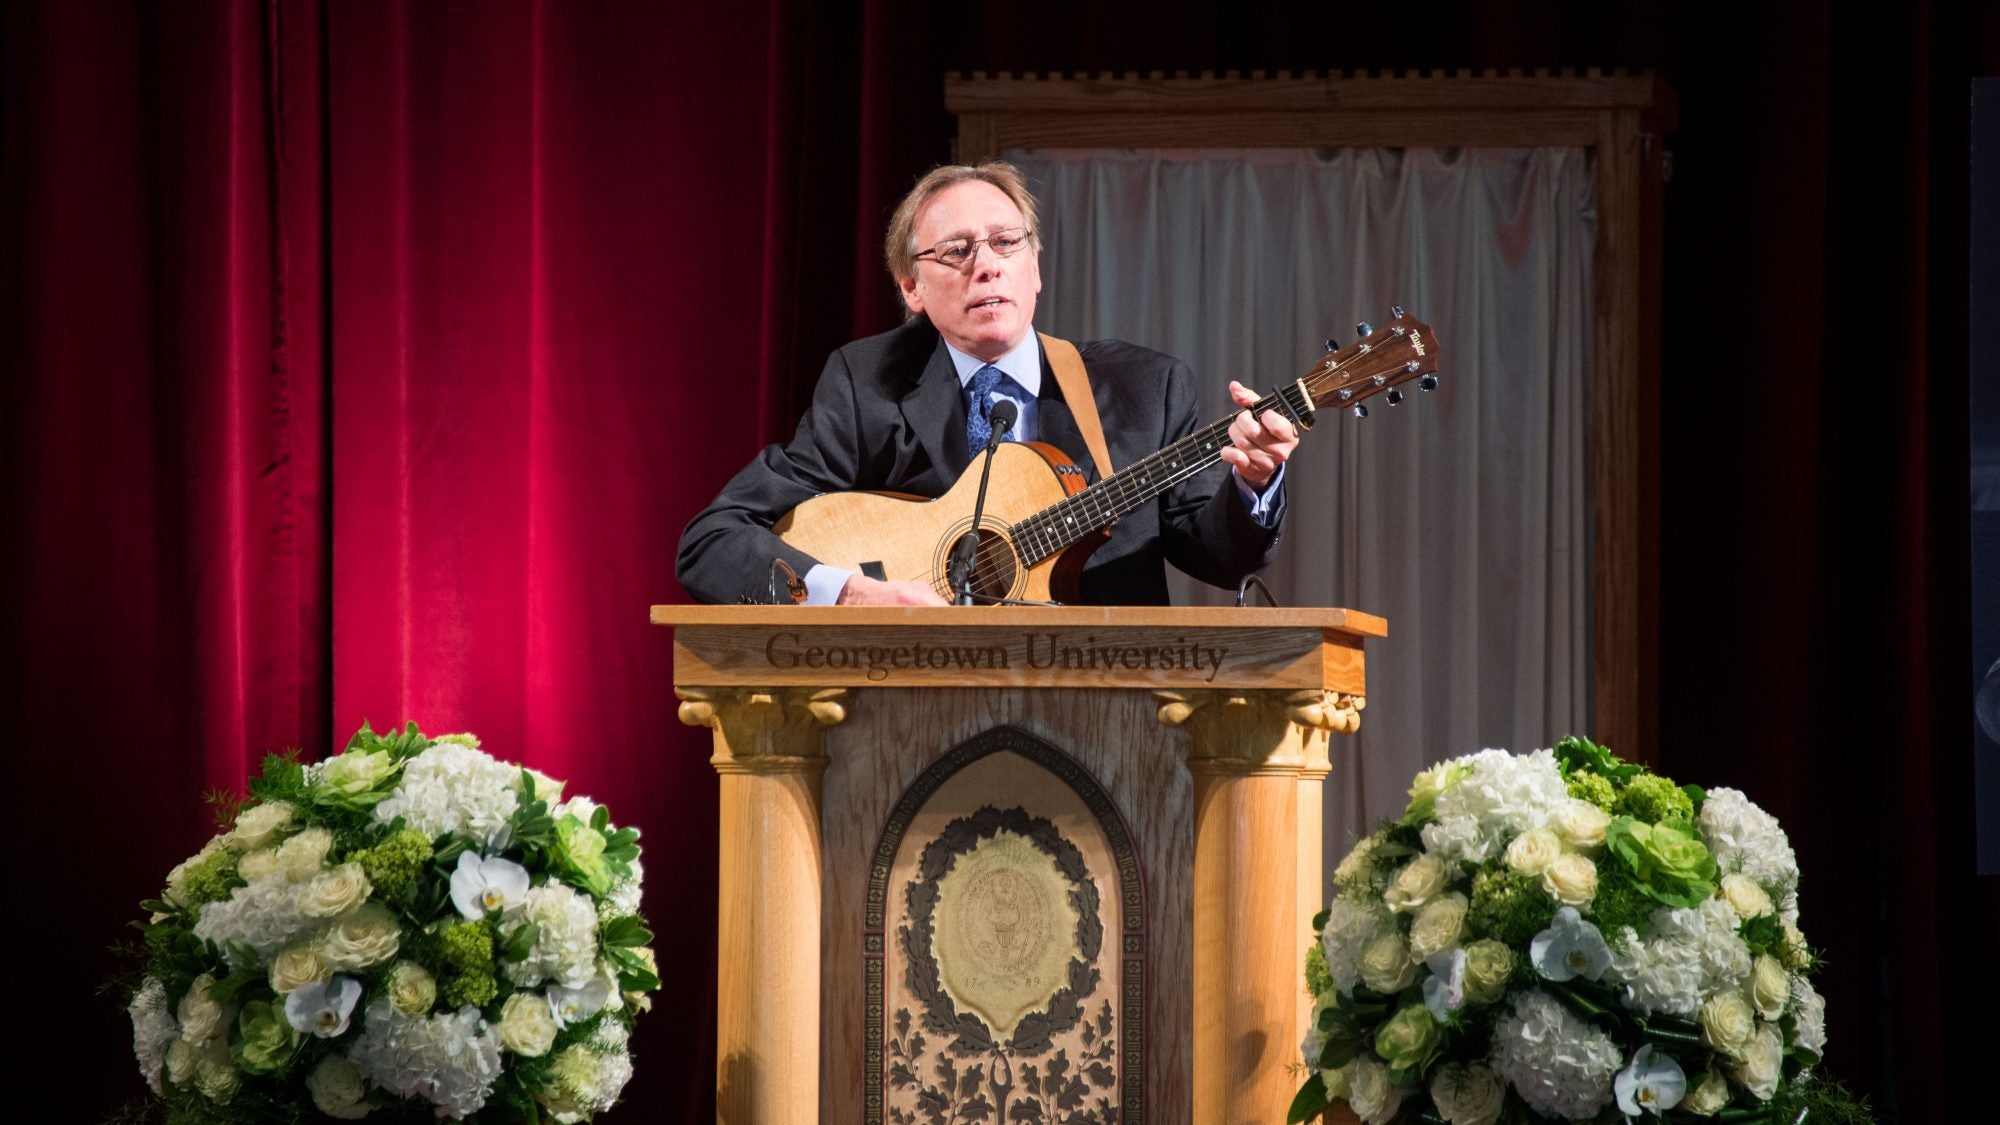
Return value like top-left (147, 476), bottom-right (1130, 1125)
top-left (4, 1), bottom-right (1994, 1120)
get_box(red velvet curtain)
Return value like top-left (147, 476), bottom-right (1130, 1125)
top-left (4, 2), bottom-right (1993, 1122)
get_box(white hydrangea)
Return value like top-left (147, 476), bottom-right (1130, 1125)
top-left (603, 856), bottom-right (644, 919)
top-left (347, 1000), bottom-right (504, 1119)
top-left (504, 883), bottom-right (601, 988)
top-left (1790, 974), bottom-right (1828, 1057)
top-left (374, 742), bottom-right (523, 847)
top-left (1606, 899), bottom-right (1752, 1017)
top-left (193, 872), bottom-right (326, 962)
top-left (128, 978), bottom-right (178, 1095)
top-left (1319, 898), bottom-right (1392, 996)
top-left (1420, 749), bottom-right (1572, 864)
top-left (1698, 789), bottom-right (1799, 894)
top-left (1489, 990), bottom-right (1621, 1120)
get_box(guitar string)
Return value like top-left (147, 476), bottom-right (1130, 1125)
top-left (931, 344), bottom-right (1411, 594)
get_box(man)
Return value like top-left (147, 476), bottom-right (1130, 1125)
top-left (676, 162), bottom-right (1298, 606)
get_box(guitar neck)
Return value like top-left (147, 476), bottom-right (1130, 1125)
top-left (1010, 383), bottom-right (1316, 565)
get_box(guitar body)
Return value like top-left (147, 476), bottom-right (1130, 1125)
top-left (772, 441), bottom-right (1106, 603)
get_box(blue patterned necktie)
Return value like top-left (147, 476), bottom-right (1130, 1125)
top-left (965, 363), bottom-right (1006, 452)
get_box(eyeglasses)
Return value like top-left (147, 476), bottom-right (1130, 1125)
top-left (914, 227), bottom-right (1033, 269)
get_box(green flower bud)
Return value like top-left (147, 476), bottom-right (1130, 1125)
top-left (1374, 1004), bottom-right (1442, 1074)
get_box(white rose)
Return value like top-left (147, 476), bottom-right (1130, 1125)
top-left (1408, 892), bottom-right (1469, 961)
top-left (177, 974), bottom-right (226, 1043)
top-left (1541, 853), bottom-right (1598, 906)
top-left (1555, 799), bottom-right (1610, 849)
top-left (388, 961), bottom-right (437, 1016)
top-left (1348, 1054), bottom-right (1404, 1125)
top-left (1430, 1061), bottom-right (1505, 1125)
top-left (1321, 1059), bottom-right (1354, 1099)
top-left (228, 801), bottom-right (296, 852)
top-left (1719, 873), bottom-right (1774, 919)
top-left (164, 1037), bottom-right (197, 1087)
top-left (1683, 1069), bottom-right (1732, 1116)
top-left (300, 863), bottom-right (374, 918)
top-left (193, 1036), bottom-right (240, 1103)
top-left (269, 943), bottom-right (332, 995)
top-left (238, 848), bottom-right (281, 882)
top-left (307, 1054), bottom-right (370, 1119)
top-left (275, 827), bottom-right (335, 881)
top-left (1383, 855), bottom-right (1451, 914)
top-left (1505, 828), bottom-right (1563, 875)
top-left (1333, 836), bottom-right (1380, 885)
top-left (498, 992), bottom-right (560, 1056)
top-left (320, 904), bottom-right (401, 971)
top-left (1359, 930), bottom-right (1417, 993)
top-left (1731, 1023), bottom-right (1783, 1100)
top-left (1749, 955), bottom-right (1789, 1020)
top-left (1698, 991), bottom-right (1757, 1059)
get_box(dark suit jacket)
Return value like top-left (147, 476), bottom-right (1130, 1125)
top-left (675, 319), bottom-right (1283, 605)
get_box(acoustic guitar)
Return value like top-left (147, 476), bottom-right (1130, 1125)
top-left (772, 310), bottom-right (1441, 603)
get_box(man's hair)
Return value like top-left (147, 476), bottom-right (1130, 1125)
top-left (882, 161), bottom-right (1042, 287)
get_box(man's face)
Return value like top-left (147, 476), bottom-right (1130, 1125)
top-left (898, 180), bottom-right (1041, 362)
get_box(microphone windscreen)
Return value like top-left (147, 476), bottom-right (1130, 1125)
top-left (989, 398), bottom-right (1019, 435)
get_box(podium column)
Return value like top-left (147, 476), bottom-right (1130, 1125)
top-left (1158, 689), bottom-right (1355, 1125)
top-left (679, 687), bottom-right (849, 1124)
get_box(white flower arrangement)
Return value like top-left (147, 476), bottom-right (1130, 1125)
top-left (125, 723), bottom-right (661, 1122)
top-left (1292, 736), bottom-right (1869, 1123)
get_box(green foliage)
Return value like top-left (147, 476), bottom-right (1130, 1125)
top-left (1466, 868), bottom-right (1557, 947)
top-left (246, 750), bottom-right (309, 806)
top-left (1613, 772), bottom-right (1696, 824)
top-left (1605, 817), bottom-right (1718, 908)
top-left (1769, 1072), bottom-right (1877, 1124)
top-left (1551, 734), bottom-right (1642, 785)
top-left (345, 719), bottom-right (434, 761)
top-left (1286, 1072), bottom-right (1328, 1124)
top-left (1584, 861), bottom-right (1657, 939)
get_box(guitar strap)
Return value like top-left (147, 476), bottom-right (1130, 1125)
top-left (1038, 333), bottom-right (1116, 480)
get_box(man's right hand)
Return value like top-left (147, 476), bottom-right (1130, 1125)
top-left (837, 575), bottom-right (949, 606)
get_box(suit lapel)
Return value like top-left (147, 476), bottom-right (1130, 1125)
top-left (900, 336), bottom-right (970, 479)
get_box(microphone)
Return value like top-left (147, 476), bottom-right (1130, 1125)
top-left (953, 398), bottom-right (1018, 605)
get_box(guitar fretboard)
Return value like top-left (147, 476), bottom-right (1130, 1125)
top-left (1009, 383), bottom-right (1317, 564)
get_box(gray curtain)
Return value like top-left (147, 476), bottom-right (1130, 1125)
top-left (1008, 145), bottom-right (1595, 866)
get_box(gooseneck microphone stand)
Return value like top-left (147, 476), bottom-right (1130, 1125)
top-left (953, 398), bottom-right (1017, 606)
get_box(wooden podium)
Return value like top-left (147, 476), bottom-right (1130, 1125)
top-left (652, 605), bottom-right (1385, 1124)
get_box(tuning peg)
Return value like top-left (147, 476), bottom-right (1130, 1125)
top-left (1323, 338), bottom-right (1340, 352)
top-left (1390, 304), bottom-right (1405, 318)
top-left (1355, 321), bottom-right (1374, 337)
top-left (1419, 374), bottom-right (1440, 392)
top-left (1386, 388), bottom-right (1405, 405)
top-left (1351, 404), bottom-right (1368, 418)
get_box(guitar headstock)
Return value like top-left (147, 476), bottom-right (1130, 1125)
top-left (1298, 309), bottom-right (1442, 418)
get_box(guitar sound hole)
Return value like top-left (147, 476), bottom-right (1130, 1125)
top-left (944, 529), bottom-right (1018, 601)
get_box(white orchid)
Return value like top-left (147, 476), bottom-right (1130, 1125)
top-left (449, 851), bottom-right (532, 920)
top-left (1422, 948), bottom-right (1467, 1021)
top-left (1614, 1045), bottom-right (1687, 1116)
top-left (284, 976), bottom-right (363, 1038)
top-left (1530, 905), bottom-right (1612, 982)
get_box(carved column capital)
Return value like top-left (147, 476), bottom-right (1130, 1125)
top-left (677, 686), bottom-right (850, 775)
top-left (1155, 688), bottom-right (1358, 777)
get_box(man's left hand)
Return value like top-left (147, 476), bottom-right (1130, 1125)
top-left (1219, 380), bottom-right (1298, 490)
